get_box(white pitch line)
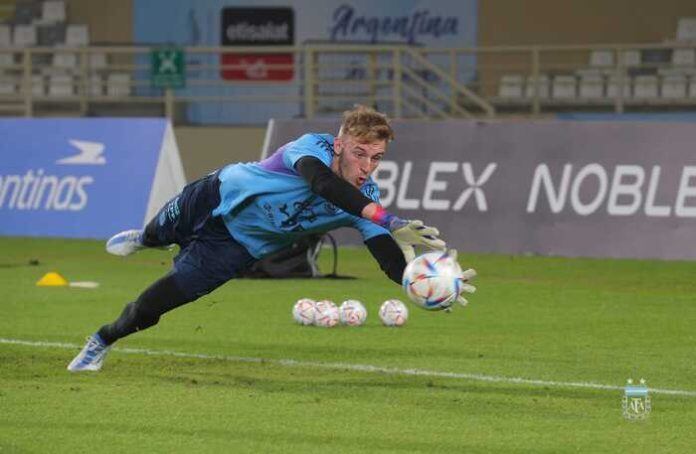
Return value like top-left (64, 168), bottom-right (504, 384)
top-left (2, 337), bottom-right (695, 397)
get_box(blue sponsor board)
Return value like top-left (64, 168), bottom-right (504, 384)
top-left (0, 118), bottom-right (168, 239)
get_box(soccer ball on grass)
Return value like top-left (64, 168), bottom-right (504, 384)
top-left (379, 299), bottom-right (408, 326)
top-left (292, 298), bottom-right (316, 325)
top-left (339, 300), bottom-right (367, 326)
top-left (314, 300), bottom-right (340, 327)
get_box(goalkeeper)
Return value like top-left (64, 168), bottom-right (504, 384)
top-left (67, 105), bottom-right (475, 372)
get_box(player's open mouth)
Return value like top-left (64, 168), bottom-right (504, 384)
top-left (357, 177), bottom-right (366, 185)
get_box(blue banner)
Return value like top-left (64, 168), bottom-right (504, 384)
top-left (0, 118), bottom-right (169, 238)
top-left (133, 0), bottom-right (478, 124)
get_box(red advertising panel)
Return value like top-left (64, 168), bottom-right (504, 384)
top-left (220, 7), bottom-right (294, 81)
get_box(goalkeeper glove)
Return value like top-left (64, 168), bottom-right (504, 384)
top-left (448, 249), bottom-right (477, 307)
top-left (389, 219), bottom-right (446, 262)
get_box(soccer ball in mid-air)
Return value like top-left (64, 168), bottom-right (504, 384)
top-left (314, 300), bottom-right (340, 328)
top-left (379, 299), bottom-right (408, 327)
top-left (292, 298), bottom-right (316, 325)
top-left (339, 300), bottom-right (367, 326)
top-left (402, 250), bottom-right (463, 310)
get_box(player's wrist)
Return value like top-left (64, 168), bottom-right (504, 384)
top-left (364, 204), bottom-right (405, 230)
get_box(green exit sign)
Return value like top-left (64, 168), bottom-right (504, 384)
top-left (151, 47), bottom-right (185, 89)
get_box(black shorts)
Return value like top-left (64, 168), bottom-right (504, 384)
top-left (143, 172), bottom-right (256, 300)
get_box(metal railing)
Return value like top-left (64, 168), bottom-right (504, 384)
top-left (425, 42), bottom-right (696, 115)
top-left (0, 42), bottom-right (695, 123)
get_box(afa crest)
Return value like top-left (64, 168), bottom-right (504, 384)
top-left (622, 378), bottom-right (651, 420)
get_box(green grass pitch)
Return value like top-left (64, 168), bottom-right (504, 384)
top-left (1, 236), bottom-right (695, 453)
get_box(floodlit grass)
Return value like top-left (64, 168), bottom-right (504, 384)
top-left (1, 237), bottom-right (695, 453)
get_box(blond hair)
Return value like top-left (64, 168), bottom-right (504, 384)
top-left (338, 105), bottom-right (394, 143)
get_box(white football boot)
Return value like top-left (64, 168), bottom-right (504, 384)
top-left (106, 229), bottom-right (145, 256)
top-left (67, 334), bottom-right (111, 372)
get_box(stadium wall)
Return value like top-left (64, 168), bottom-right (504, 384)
top-left (174, 127), bottom-right (266, 180)
top-left (66, 0), bottom-right (696, 47)
top-left (65, 0), bottom-right (132, 44)
top-left (479, 0), bottom-right (696, 46)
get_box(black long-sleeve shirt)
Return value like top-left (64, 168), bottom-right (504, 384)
top-left (294, 156), bottom-right (406, 284)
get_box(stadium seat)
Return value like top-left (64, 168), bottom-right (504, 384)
top-left (107, 73), bottom-right (131, 97)
top-left (672, 48), bottom-right (696, 67)
top-left (606, 74), bottom-right (632, 98)
top-left (53, 52), bottom-right (77, 69)
top-left (37, 23), bottom-right (66, 46)
top-left (0, 24), bottom-right (10, 46)
top-left (676, 17), bottom-right (696, 42)
top-left (41, 1), bottom-right (66, 23)
top-left (65, 25), bottom-right (89, 46)
top-left (590, 50), bottom-right (614, 68)
top-left (621, 50), bottom-right (641, 67)
top-left (689, 76), bottom-right (696, 97)
top-left (12, 24), bottom-right (37, 47)
top-left (661, 74), bottom-right (688, 98)
top-left (13, 1), bottom-right (39, 25)
top-left (88, 74), bottom-right (103, 96)
top-left (525, 74), bottom-right (550, 99)
top-left (48, 73), bottom-right (73, 97)
top-left (551, 75), bottom-right (576, 99)
top-left (31, 74), bottom-right (45, 96)
top-left (0, 53), bottom-right (13, 68)
top-left (578, 73), bottom-right (604, 99)
top-left (498, 74), bottom-right (524, 98)
top-left (0, 73), bottom-right (16, 95)
top-left (659, 67), bottom-right (696, 81)
top-left (0, 73), bottom-right (48, 97)
top-left (88, 53), bottom-right (107, 70)
top-left (633, 75), bottom-right (659, 98)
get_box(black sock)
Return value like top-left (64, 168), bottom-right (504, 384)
top-left (97, 272), bottom-right (192, 345)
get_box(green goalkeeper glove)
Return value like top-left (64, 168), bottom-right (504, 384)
top-left (389, 219), bottom-right (446, 262)
top-left (448, 249), bottom-right (477, 308)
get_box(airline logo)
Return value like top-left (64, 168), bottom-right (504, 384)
top-left (0, 139), bottom-right (105, 212)
top-left (56, 140), bottom-right (106, 165)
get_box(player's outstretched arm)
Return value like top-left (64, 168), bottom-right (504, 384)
top-left (295, 156), bottom-right (374, 216)
top-left (295, 157), bottom-right (446, 258)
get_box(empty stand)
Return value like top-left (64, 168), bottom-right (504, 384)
top-left (12, 24), bottom-right (37, 46)
top-left (672, 48), bottom-right (695, 67)
top-left (589, 50), bottom-right (613, 68)
top-left (676, 17), bottom-right (696, 42)
top-left (551, 75), bottom-right (576, 99)
top-left (106, 73), bottom-right (131, 97)
top-left (41, 1), bottom-right (65, 23)
top-left (65, 24), bottom-right (88, 46)
top-left (578, 72), bottom-right (603, 99)
top-left (48, 73), bottom-right (73, 96)
top-left (525, 75), bottom-right (550, 99)
top-left (498, 74), bottom-right (524, 98)
top-left (0, 24), bottom-right (10, 46)
top-left (661, 74), bottom-right (688, 98)
top-left (606, 75), bottom-right (632, 99)
top-left (633, 75), bottom-right (659, 99)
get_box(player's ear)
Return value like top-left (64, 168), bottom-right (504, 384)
top-left (333, 136), bottom-right (342, 155)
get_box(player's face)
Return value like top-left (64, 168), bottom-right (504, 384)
top-left (332, 135), bottom-right (386, 188)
